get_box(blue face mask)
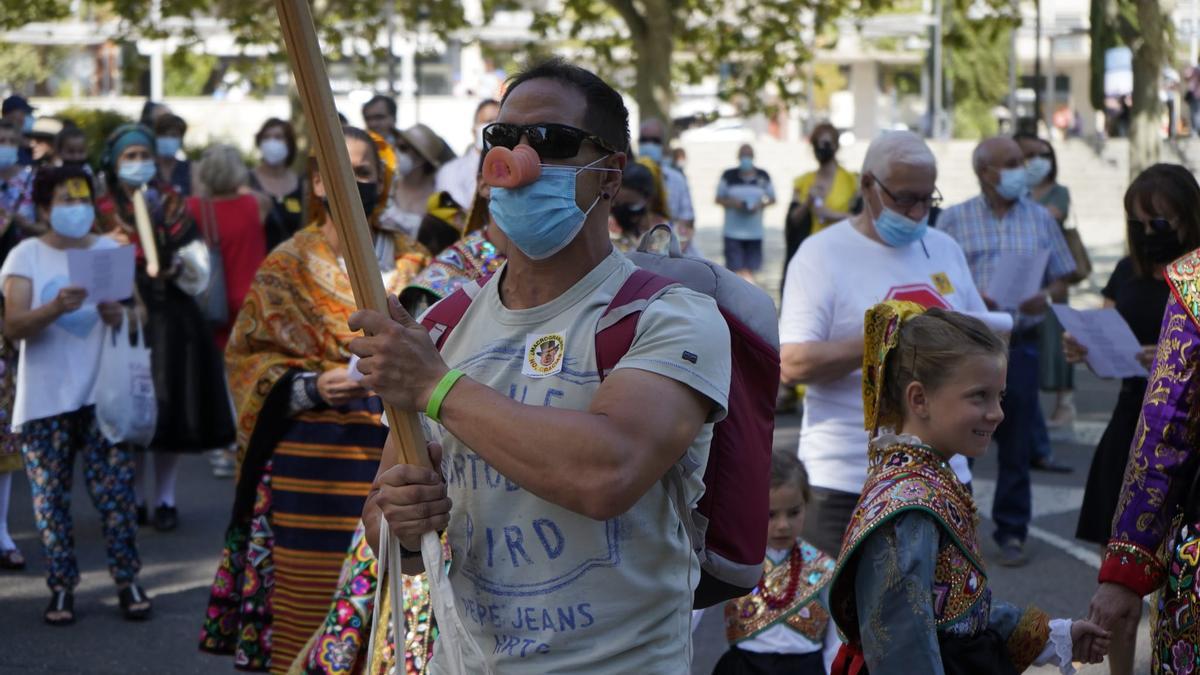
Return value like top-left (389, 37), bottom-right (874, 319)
top-left (50, 203), bottom-right (95, 239)
top-left (871, 186), bottom-right (928, 247)
top-left (639, 142), bottom-right (663, 163)
top-left (996, 167), bottom-right (1028, 201)
top-left (0, 145), bottom-right (16, 169)
top-left (118, 159), bottom-right (156, 187)
top-left (488, 156), bottom-right (617, 260)
top-left (739, 157), bottom-right (754, 172)
top-left (156, 137), bottom-right (181, 157)
top-left (22, 116), bottom-right (34, 134)
top-left (1025, 157), bottom-right (1052, 186)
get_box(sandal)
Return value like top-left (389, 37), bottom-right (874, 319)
top-left (118, 583), bottom-right (152, 621)
top-left (44, 589), bottom-right (75, 626)
top-left (0, 547), bottom-right (25, 570)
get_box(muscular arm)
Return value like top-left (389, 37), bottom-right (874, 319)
top-left (363, 370), bottom-right (713, 569)
top-left (781, 337), bottom-right (863, 384)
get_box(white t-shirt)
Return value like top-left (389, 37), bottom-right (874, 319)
top-left (779, 221), bottom-right (986, 494)
top-left (429, 250), bottom-right (732, 674)
top-left (0, 236), bottom-right (118, 427)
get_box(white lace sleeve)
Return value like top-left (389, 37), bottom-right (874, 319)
top-left (1031, 618), bottom-right (1075, 675)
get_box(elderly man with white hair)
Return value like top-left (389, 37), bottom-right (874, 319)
top-left (778, 130), bottom-right (1003, 557)
top-left (938, 136), bottom-right (1076, 568)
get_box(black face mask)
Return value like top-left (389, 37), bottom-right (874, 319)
top-left (322, 180), bottom-right (379, 218)
top-left (814, 143), bottom-right (835, 164)
top-left (612, 202), bottom-right (647, 234)
top-left (1136, 227), bottom-right (1186, 264)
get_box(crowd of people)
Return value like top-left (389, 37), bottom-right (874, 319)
top-left (0, 55), bottom-right (1198, 675)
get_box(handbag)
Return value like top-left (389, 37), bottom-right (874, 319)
top-left (196, 197), bottom-right (229, 324)
top-left (1063, 211), bottom-right (1092, 284)
top-left (95, 311), bottom-right (158, 447)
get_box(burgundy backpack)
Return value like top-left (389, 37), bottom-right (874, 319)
top-left (420, 224), bottom-right (779, 608)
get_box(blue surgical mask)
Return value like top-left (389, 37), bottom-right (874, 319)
top-left (118, 159), bottom-right (156, 186)
top-left (996, 167), bottom-right (1028, 201)
top-left (1025, 157), bottom-right (1052, 186)
top-left (739, 157), bottom-right (754, 172)
top-left (871, 186), bottom-right (927, 247)
top-left (156, 137), bottom-right (181, 157)
top-left (22, 116), bottom-right (34, 134)
top-left (640, 142), bottom-right (663, 163)
top-left (0, 145), bottom-right (16, 169)
top-left (49, 203), bottom-right (95, 239)
top-left (488, 156), bottom-right (617, 260)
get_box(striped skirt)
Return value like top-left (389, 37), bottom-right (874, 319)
top-left (201, 397), bottom-right (387, 673)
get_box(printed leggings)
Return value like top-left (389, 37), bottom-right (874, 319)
top-left (21, 406), bottom-right (140, 590)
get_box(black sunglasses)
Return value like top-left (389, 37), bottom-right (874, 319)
top-left (482, 122), bottom-right (618, 160)
top-left (876, 179), bottom-right (943, 210)
top-left (639, 136), bottom-right (663, 145)
top-left (1127, 218), bottom-right (1174, 233)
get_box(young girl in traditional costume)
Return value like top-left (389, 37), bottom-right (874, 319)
top-left (717, 450), bottom-right (839, 674)
top-left (828, 302), bottom-right (1110, 675)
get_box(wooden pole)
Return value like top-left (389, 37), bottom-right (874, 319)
top-left (275, 0), bottom-right (430, 469)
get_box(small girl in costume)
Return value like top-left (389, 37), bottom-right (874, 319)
top-left (828, 302), bottom-right (1110, 675)
top-left (716, 450), bottom-right (839, 674)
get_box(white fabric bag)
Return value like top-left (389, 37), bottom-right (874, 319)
top-left (369, 522), bottom-right (490, 675)
top-left (94, 311), bottom-right (157, 446)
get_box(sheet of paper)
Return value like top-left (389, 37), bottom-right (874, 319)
top-left (67, 245), bottom-right (136, 303)
top-left (985, 250), bottom-right (1051, 310)
top-left (1051, 304), bottom-right (1149, 379)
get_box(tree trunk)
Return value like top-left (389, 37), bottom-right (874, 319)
top-left (1128, 0), bottom-right (1170, 177)
top-left (626, 0), bottom-right (675, 141)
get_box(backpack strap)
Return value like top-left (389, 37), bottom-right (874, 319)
top-left (595, 269), bottom-right (676, 380)
top-left (420, 275), bottom-right (490, 349)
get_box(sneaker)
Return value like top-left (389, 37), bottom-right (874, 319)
top-left (153, 504), bottom-right (178, 532)
top-left (997, 538), bottom-right (1028, 567)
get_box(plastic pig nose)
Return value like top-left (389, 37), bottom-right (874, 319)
top-left (483, 145), bottom-right (541, 188)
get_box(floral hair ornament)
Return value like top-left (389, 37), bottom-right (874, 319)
top-left (861, 300), bottom-right (928, 435)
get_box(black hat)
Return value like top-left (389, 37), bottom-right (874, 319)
top-left (2, 95), bottom-right (35, 115)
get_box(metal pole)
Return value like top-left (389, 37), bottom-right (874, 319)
top-left (1034, 0), bottom-right (1042, 132)
top-left (933, 0), bottom-right (945, 138)
top-left (149, 0), bottom-right (163, 102)
top-left (1008, 0), bottom-right (1019, 121)
top-left (385, 0), bottom-right (396, 95)
top-left (1047, 33), bottom-right (1056, 135)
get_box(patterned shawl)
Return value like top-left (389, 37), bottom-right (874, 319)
top-left (226, 223), bottom-right (428, 467)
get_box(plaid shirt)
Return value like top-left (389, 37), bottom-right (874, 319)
top-left (938, 194), bottom-right (1075, 327)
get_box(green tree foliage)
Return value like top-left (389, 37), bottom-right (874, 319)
top-left (942, 0), bottom-right (1018, 138)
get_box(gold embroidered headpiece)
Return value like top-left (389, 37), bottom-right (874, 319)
top-left (862, 300), bottom-right (928, 434)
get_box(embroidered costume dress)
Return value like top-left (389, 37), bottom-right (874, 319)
top-left (197, 222), bottom-right (426, 673)
top-left (295, 228), bottom-right (504, 675)
top-left (829, 302), bottom-right (1076, 675)
top-left (718, 539), bottom-right (838, 674)
top-left (1099, 249), bottom-right (1200, 673)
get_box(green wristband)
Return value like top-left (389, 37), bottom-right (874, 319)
top-left (426, 369), bottom-right (466, 424)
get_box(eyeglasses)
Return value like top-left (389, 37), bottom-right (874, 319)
top-left (1127, 218), bottom-right (1174, 233)
top-left (876, 179), bottom-right (942, 210)
top-left (482, 122), bottom-right (618, 160)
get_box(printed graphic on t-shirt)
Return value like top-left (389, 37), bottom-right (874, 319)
top-left (885, 282), bottom-right (951, 309)
top-left (522, 332), bottom-right (566, 378)
top-left (931, 272), bottom-right (955, 296)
